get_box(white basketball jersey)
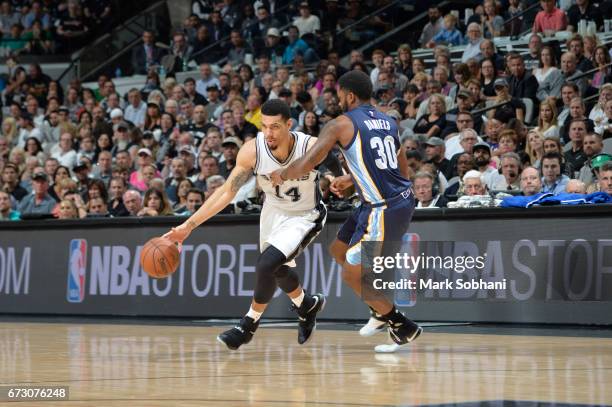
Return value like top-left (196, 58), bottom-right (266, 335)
top-left (254, 131), bottom-right (321, 212)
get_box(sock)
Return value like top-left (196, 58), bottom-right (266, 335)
top-left (382, 307), bottom-right (405, 324)
top-left (369, 306), bottom-right (383, 318)
top-left (246, 306), bottom-right (263, 322)
top-left (291, 290), bottom-right (305, 307)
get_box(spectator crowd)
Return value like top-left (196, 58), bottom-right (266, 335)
top-left (1, 0), bottom-right (612, 221)
top-left (0, 0), bottom-right (112, 55)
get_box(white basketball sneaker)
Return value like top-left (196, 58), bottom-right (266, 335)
top-left (359, 307), bottom-right (387, 337)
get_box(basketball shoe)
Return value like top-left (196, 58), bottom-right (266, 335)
top-left (292, 293), bottom-right (326, 344)
top-left (386, 308), bottom-right (422, 346)
top-left (217, 316), bottom-right (259, 350)
top-left (359, 306), bottom-right (387, 337)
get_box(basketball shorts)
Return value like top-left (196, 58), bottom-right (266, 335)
top-left (337, 189), bottom-right (415, 266)
top-left (260, 202), bottom-right (327, 267)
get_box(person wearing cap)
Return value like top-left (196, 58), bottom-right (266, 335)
top-left (0, 190), bottom-right (20, 221)
top-left (129, 148), bottom-right (160, 192)
top-left (423, 136), bottom-right (453, 181)
top-left (17, 171), bottom-right (56, 216)
top-left (219, 136), bottom-right (243, 178)
top-left (109, 121), bottom-right (131, 156)
top-left (442, 91), bottom-right (480, 138)
top-left (293, 2), bottom-right (320, 37)
top-left (178, 145), bottom-right (198, 177)
top-left (473, 141), bottom-right (503, 189)
top-left (489, 77), bottom-right (525, 123)
top-left (262, 27), bottom-right (286, 63)
top-left (204, 84), bottom-right (222, 120)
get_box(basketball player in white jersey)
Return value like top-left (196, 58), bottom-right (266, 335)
top-left (164, 99), bottom-right (326, 350)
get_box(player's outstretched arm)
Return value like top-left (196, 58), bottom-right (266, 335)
top-left (163, 140), bottom-right (256, 244)
top-left (270, 117), bottom-right (349, 186)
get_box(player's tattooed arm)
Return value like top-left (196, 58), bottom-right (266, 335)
top-left (229, 167), bottom-right (252, 192)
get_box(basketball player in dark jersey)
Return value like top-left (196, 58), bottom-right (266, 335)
top-left (270, 70), bottom-right (422, 351)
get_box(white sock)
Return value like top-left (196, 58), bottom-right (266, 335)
top-left (291, 290), bottom-right (305, 307)
top-left (246, 307), bottom-right (262, 322)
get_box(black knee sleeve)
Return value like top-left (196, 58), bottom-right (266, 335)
top-left (253, 246), bottom-right (289, 304)
top-left (274, 265), bottom-right (300, 294)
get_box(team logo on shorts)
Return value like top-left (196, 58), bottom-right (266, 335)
top-left (67, 239), bottom-right (87, 303)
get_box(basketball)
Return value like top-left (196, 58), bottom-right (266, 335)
top-left (140, 237), bottom-right (180, 278)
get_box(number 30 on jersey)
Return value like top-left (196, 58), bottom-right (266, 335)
top-left (371, 135), bottom-right (398, 170)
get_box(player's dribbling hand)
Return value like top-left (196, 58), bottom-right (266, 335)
top-left (163, 223), bottom-right (191, 245)
top-left (269, 169), bottom-right (284, 187)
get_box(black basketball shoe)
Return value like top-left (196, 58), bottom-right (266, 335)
top-left (388, 315), bottom-right (422, 346)
top-left (292, 293), bottom-right (326, 345)
top-left (217, 316), bottom-right (259, 350)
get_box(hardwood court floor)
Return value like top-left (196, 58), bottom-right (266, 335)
top-left (1, 321), bottom-right (612, 406)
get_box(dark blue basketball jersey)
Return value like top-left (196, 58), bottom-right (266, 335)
top-left (339, 105), bottom-right (412, 204)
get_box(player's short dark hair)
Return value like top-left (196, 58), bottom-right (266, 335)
top-left (261, 99), bottom-right (291, 120)
top-left (338, 70), bottom-right (372, 101)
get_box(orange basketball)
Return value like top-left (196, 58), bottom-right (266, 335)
top-left (140, 237), bottom-right (180, 278)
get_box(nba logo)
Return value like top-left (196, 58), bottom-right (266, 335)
top-left (67, 239), bottom-right (87, 303)
top-left (394, 233), bottom-right (420, 307)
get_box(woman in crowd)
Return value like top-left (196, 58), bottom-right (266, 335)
top-left (1, 117), bottom-right (18, 146)
top-left (173, 178), bottom-right (194, 211)
top-left (482, 0), bottom-right (504, 38)
top-left (299, 111), bottom-right (321, 138)
top-left (130, 154), bottom-right (158, 192)
top-left (24, 136), bottom-right (45, 162)
top-left (138, 188), bottom-right (174, 216)
top-left (526, 129), bottom-right (545, 169)
top-left (592, 45), bottom-right (611, 88)
top-left (94, 132), bottom-right (113, 161)
top-left (57, 199), bottom-right (79, 220)
top-left (489, 78), bottom-right (525, 122)
top-left (144, 102), bottom-right (162, 132)
top-left (86, 179), bottom-right (109, 204)
top-left (413, 94), bottom-right (447, 138)
top-left (534, 45), bottom-right (559, 101)
top-left (480, 58), bottom-right (497, 98)
top-left (48, 165), bottom-right (71, 202)
top-left (535, 99), bottom-right (559, 138)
